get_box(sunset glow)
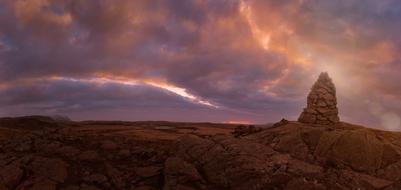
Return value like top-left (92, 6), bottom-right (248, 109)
top-left (1, 0), bottom-right (401, 129)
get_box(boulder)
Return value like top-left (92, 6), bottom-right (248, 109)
top-left (0, 161), bottom-right (24, 189)
top-left (78, 150), bottom-right (100, 161)
top-left (29, 156), bottom-right (69, 183)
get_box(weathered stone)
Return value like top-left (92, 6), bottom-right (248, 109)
top-left (317, 101), bottom-right (327, 107)
top-left (100, 140), bottom-right (118, 150)
top-left (165, 135), bottom-right (279, 189)
top-left (298, 72), bottom-right (340, 125)
top-left (272, 118), bottom-right (289, 128)
top-left (105, 164), bottom-right (125, 189)
top-left (57, 145), bottom-right (80, 157)
top-left (164, 157), bottom-right (204, 190)
top-left (317, 107), bottom-right (330, 114)
top-left (299, 113), bottom-right (316, 123)
top-left (134, 186), bottom-right (155, 190)
top-left (61, 185), bottom-right (80, 190)
top-left (29, 157), bottom-right (69, 183)
top-left (78, 150), bottom-right (100, 161)
top-left (117, 149), bottom-right (131, 158)
top-left (80, 184), bottom-right (101, 190)
top-left (134, 166), bottom-right (162, 178)
top-left (232, 125), bottom-right (262, 137)
top-left (20, 179), bottom-right (57, 190)
top-left (0, 161), bottom-right (24, 189)
top-left (285, 178), bottom-right (326, 190)
top-left (84, 174), bottom-right (108, 184)
top-left (304, 108), bottom-right (317, 114)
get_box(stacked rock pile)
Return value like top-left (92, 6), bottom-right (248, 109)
top-left (298, 72), bottom-right (340, 125)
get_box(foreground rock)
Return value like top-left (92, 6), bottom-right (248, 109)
top-left (2, 117), bottom-right (401, 189)
top-left (165, 122), bottom-right (401, 189)
top-left (232, 125), bottom-right (262, 137)
top-left (0, 125), bottom-right (169, 190)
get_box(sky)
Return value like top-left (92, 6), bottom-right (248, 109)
top-left (0, 0), bottom-right (401, 130)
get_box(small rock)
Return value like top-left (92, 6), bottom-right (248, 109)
top-left (164, 157), bottom-right (204, 190)
top-left (80, 184), bottom-right (101, 190)
top-left (0, 161), bottom-right (24, 189)
top-left (272, 118), bottom-right (289, 128)
top-left (134, 166), bottom-right (162, 178)
top-left (132, 185), bottom-right (155, 190)
top-left (14, 142), bottom-right (32, 152)
top-left (58, 146), bottom-right (80, 157)
top-left (105, 164), bottom-right (125, 189)
top-left (30, 156), bottom-right (69, 183)
top-left (232, 125), bottom-right (262, 137)
top-left (84, 174), bottom-right (108, 184)
top-left (118, 149), bottom-right (131, 158)
top-left (285, 177), bottom-right (326, 190)
top-left (79, 150), bottom-right (100, 161)
top-left (100, 140), bottom-right (118, 150)
top-left (17, 179), bottom-right (57, 190)
top-left (61, 186), bottom-right (80, 190)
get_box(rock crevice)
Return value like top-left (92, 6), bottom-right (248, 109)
top-left (298, 72), bottom-right (340, 125)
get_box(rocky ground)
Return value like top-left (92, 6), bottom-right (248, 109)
top-left (0, 116), bottom-right (235, 190)
top-left (1, 116), bottom-right (401, 190)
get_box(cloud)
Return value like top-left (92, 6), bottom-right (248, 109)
top-left (0, 77), bottom-right (278, 122)
top-left (0, 0), bottom-right (401, 128)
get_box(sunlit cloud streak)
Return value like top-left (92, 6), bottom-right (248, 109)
top-left (1, 0), bottom-right (401, 128)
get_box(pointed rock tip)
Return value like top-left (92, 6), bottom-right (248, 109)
top-left (317, 72), bottom-right (333, 82)
top-left (319, 72), bottom-right (329, 78)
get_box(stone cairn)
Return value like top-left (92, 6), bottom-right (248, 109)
top-left (298, 72), bottom-right (340, 125)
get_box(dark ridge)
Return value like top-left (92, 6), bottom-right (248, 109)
top-left (0, 115), bottom-right (60, 129)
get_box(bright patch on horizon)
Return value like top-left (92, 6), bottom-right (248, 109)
top-left (225, 120), bottom-right (253, 125)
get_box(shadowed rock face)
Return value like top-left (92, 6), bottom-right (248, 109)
top-left (298, 72), bottom-right (340, 125)
top-left (3, 117), bottom-right (401, 189)
top-left (164, 122), bottom-right (401, 190)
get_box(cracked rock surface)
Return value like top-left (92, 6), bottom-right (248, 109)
top-left (165, 122), bottom-right (401, 190)
top-left (2, 117), bottom-right (401, 189)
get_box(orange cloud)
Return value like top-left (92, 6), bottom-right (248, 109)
top-left (14, 0), bottom-right (72, 27)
